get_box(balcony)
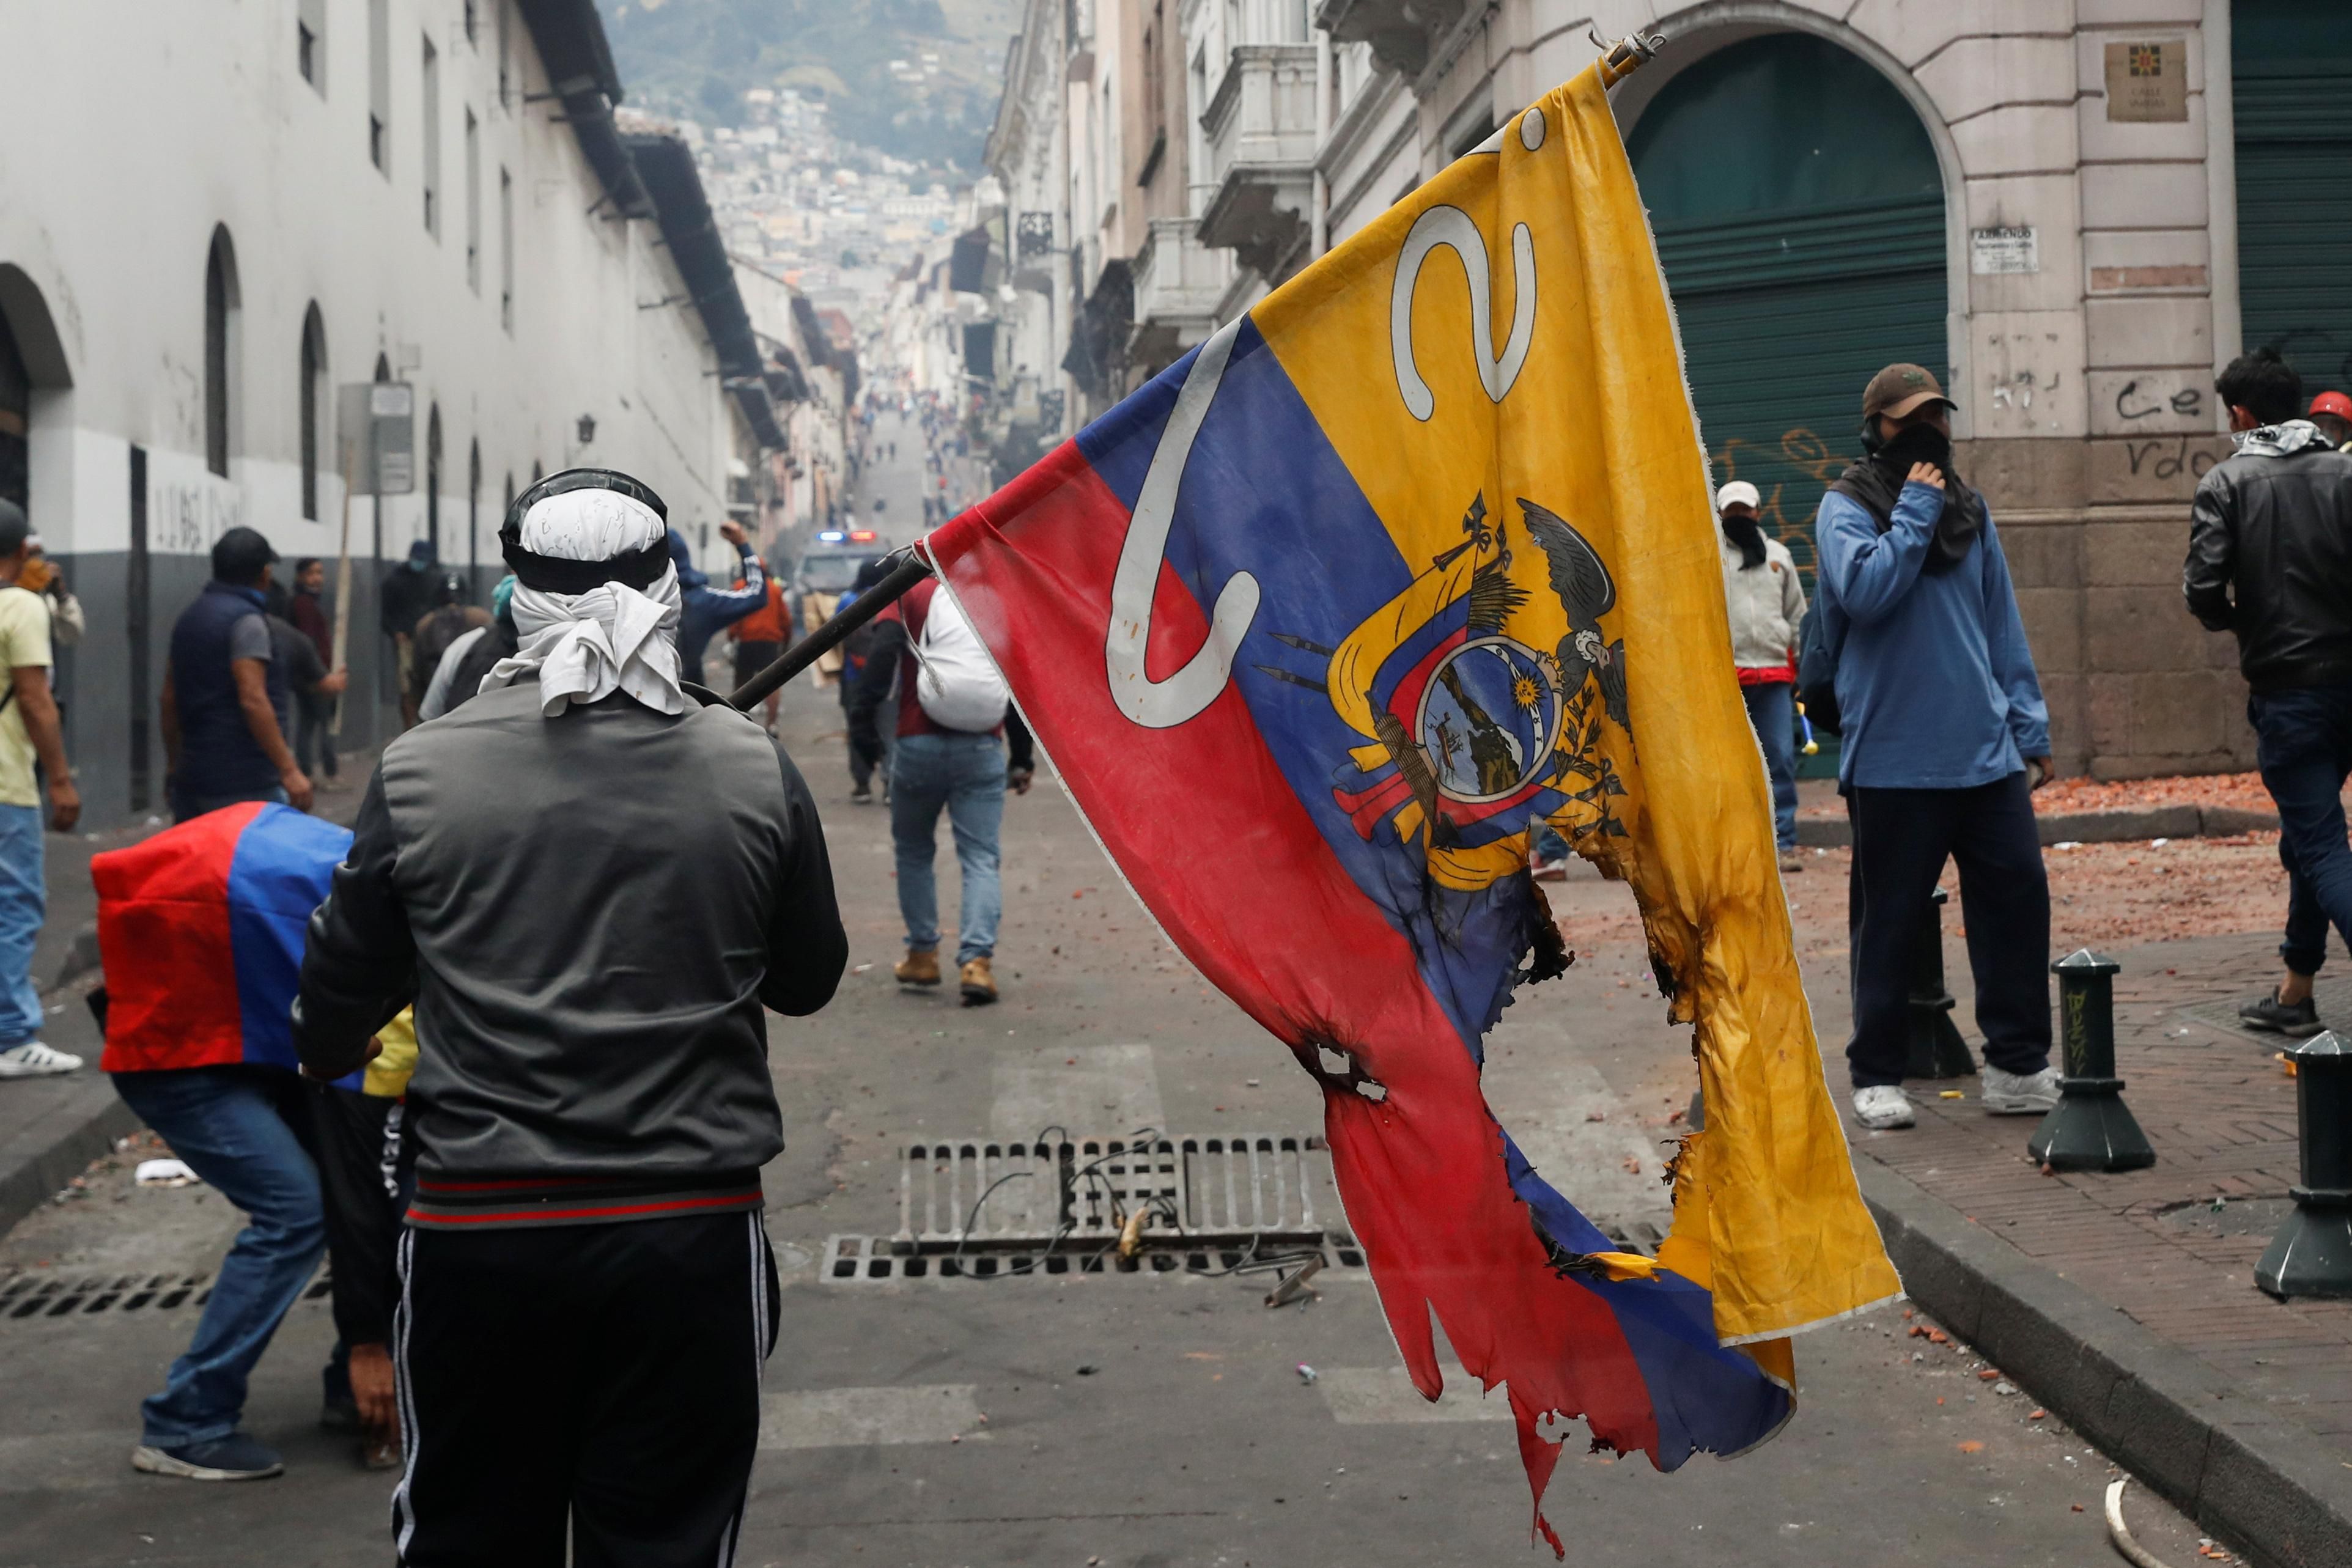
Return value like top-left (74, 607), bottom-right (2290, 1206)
top-left (1196, 44), bottom-right (1318, 282)
top-left (1128, 217), bottom-right (1228, 374)
top-left (1316, 0), bottom-right (1466, 78)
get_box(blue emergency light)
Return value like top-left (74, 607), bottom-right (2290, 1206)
top-left (817, 529), bottom-right (847, 542)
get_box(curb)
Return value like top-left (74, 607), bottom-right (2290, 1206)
top-left (1856, 1158), bottom-right (2352, 1568)
top-left (0, 1077), bottom-right (141, 1239)
top-left (1797, 803), bottom-right (2279, 849)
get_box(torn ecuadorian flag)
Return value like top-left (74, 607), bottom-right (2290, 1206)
top-left (923, 59), bottom-right (1900, 1548)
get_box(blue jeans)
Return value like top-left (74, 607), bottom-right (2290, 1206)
top-left (0, 803), bottom-right (45, 1047)
top-left (1742, 682), bottom-right (1799, 852)
top-left (891, 731), bottom-right (1005, 962)
top-left (109, 1067), bottom-right (326, 1447)
top-left (2249, 685), bottom-right (2352, 977)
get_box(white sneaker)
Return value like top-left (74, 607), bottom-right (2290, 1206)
top-left (1852, 1084), bottom-right (1915, 1130)
top-left (1980, 1064), bottom-right (2062, 1115)
top-left (0, 1041), bottom-right (83, 1078)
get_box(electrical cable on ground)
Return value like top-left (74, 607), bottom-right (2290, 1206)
top-left (2104, 1478), bottom-right (2180, 1568)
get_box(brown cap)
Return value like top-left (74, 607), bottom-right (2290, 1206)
top-left (1862, 363), bottom-right (1955, 422)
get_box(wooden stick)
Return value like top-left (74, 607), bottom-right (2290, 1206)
top-left (726, 551), bottom-right (930, 712)
top-left (329, 446), bottom-right (356, 737)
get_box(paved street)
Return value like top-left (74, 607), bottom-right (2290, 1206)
top-left (0, 608), bottom-right (2227, 1567)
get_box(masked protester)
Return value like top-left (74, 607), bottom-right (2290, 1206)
top-left (1716, 479), bottom-right (1807, 871)
top-left (1813, 364), bottom-right (2058, 1133)
top-left (293, 469), bottom-right (846, 1566)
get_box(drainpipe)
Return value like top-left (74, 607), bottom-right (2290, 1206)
top-left (1311, 28), bottom-right (1332, 257)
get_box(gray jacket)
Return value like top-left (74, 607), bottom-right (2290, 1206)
top-left (293, 680), bottom-right (845, 1187)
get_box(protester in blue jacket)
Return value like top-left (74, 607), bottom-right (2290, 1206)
top-left (667, 520), bottom-right (766, 681)
top-left (1814, 363), bottom-right (2059, 1133)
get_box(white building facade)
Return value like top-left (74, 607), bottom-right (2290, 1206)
top-left (0, 0), bottom-right (773, 822)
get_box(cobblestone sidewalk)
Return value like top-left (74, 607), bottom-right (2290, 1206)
top-left (1816, 928), bottom-right (2352, 1456)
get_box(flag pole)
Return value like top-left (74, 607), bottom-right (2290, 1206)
top-left (726, 547), bottom-right (932, 712)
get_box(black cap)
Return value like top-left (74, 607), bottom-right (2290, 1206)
top-left (211, 526), bottom-right (279, 587)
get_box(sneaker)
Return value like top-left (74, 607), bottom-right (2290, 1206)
top-left (1980, 1064), bottom-right (2063, 1115)
top-left (1852, 1084), bottom-right (1915, 1130)
top-left (959, 956), bottom-right (998, 1006)
top-left (132, 1433), bottom-right (284, 1481)
top-left (1779, 853), bottom-right (1805, 874)
top-left (1527, 855), bottom-right (1569, 883)
top-left (894, 949), bottom-right (941, 987)
top-left (850, 782), bottom-right (874, 804)
top-left (319, 1393), bottom-right (360, 1435)
top-left (0, 1041), bottom-right (83, 1078)
top-left (2240, 991), bottom-right (2323, 1037)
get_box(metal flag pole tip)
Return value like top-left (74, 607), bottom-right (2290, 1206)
top-left (1592, 28), bottom-right (1667, 86)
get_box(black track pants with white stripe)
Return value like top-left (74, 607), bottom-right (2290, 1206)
top-left (392, 1212), bottom-right (779, 1567)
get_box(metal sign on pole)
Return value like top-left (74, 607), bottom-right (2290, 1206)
top-left (331, 383), bottom-right (415, 736)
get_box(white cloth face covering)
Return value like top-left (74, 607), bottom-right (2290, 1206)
top-left (480, 488), bottom-right (685, 716)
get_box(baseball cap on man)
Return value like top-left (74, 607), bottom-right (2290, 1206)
top-left (2310, 391), bottom-right (2352, 422)
top-left (1716, 480), bottom-right (1761, 512)
top-left (1862, 363), bottom-right (1956, 422)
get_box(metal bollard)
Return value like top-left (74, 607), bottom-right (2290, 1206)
top-left (2256, 1031), bottom-right (2352, 1298)
top-left (1906, 888), bottom-right (1977, 1080)
top-left (2026, 949), bottom-right (2155, 1171)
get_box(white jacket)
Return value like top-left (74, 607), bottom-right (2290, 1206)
top-left (1720, 533), bottom-right (1807, 674)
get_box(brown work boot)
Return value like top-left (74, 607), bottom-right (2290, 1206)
top-left (959, 956), bottom-right (998, 1006)
top-left (893, 949), bottom-right (941, 987)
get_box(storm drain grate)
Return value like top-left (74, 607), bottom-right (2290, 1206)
top-left (821, 1232), bottom-right (1368, 1283)
top-left (821, 1131), bottom-right (1348, 1284)
top-left (0, 1268), bottom-right (331, 1324)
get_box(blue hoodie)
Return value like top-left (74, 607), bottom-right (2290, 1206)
top-left (667, 532), bottom-right (767, 675)
top-left (1814, 480), bottom-right (2048, 790)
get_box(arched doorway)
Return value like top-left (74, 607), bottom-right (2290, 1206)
top-left (0, 267), bottom-right (73, 509)
top-left (299, 304), bottom-right (328, 520)
top-left (0, 291), bottom-right (29, 509)
top-left (2234, 1), bottom-right (2352, 397)
top-left (204, 228), bottom-right (241, 479)
top-left (467, 438), bottom-right (481, 599)
top-left (426, 402), bottom-right (443, 558)
top-left (1625, 32), bottom-right (1948, 581)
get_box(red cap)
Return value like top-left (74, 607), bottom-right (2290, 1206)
top-left (2312, 391), bottom-right (2352, 421)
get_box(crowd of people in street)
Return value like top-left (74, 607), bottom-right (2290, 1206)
top-left (9, 321), bottom-right (2352, 1552)
top-left (0, 374), bottom-right (1034, 1521)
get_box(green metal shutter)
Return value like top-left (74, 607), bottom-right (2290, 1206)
top-left (1624, 32), bottom-right (1952, 778)
top-left (1651, 196), bottom-right (1947, 584)
top-left (2235, 3), bottom-right (2352, 397)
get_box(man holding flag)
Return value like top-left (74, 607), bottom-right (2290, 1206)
top-left (295, 470), bottom-right (846, 1564)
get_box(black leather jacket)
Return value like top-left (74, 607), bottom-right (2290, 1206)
top-left (2184, 433), bottom-right (2352, 694)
